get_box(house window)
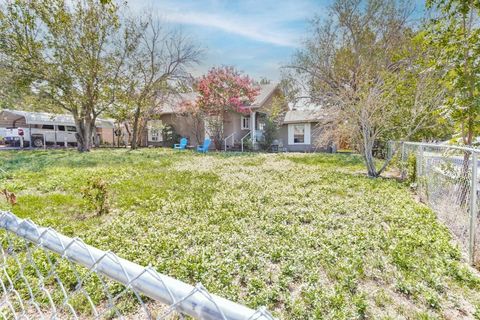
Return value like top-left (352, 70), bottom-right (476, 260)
top-left (241, 116), bottom-right (250, 130)
top-left (293, 125), bottom-right (305, 143)
top-left (150, 129), bottom-right (159, 141)
top-left (288, 123), bottom-right (311, 145)
top-left (148, 120), bottom-right (163, 142)
top-left (258, 121), bottom-right (265, 131)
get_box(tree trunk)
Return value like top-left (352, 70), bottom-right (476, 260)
top-left (457, 151), bottom-right (471, 206)
top-left (75, 118), bottom-right (95, 152)
top-left (124, 123), bottom-right (131, 147)
top-left (194, 116), bottom-right (203, 145)
top-left (137, 118), bottom-right (147, 147)
top-left (205, 116), bottom-right (223, 150)
top-left (457, 8), bottom-right (475, 206)
top-left (360, 122), bottom-right (379, 177)
top-left (458, 123), bottom-right (474, 206)
top-left (131, 105), bottom-right (141, 150)
top-left (213, 131), bottom-right (223, 150)
top-left (364, 147), bottom-right (379, 177)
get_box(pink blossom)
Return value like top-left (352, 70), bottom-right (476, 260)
top-left (194, 66), bottom-right (260, 116)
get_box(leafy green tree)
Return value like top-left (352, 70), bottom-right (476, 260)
top-left (426, 0), bottom-right (480, 145)
top-left (258, 94), bottom-right (286, 150)
top-left (258, 118), bottom-right (278, 151)
top-left (426, 0), bottom-right (480, 204)
top-left (161, 124), bottom-right (180, 147)
top-left (0, 0), bottom-right (125, 151)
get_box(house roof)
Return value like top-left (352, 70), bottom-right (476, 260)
top-left (283, 110), bottom-right (324, 124)
top-left (251, 83), bottom-right (279, 109)
top-left (157, 92), bottom-right (198, 114)
top-left (0, 109), bottom-right (115, 128)
top-left (157, 83), bottom-right (280, 115)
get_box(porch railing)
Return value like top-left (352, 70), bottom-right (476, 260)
top-left (224, 133), bottom-right (235, 152)
top-left (240, 132), bottom-right (251, 152)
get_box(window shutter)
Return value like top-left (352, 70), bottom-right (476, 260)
top-left (288, 124), bottom-right (294, 145)
top-left (304, 123), bottom-right (311, 144)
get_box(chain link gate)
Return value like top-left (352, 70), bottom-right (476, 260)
top-left (390, 141), bottom-right (480, 267)
top-left (0, 211), bottom-right (276, 319)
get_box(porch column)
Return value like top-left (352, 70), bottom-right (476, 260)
top-left (250, 111), bottom-right (256, 145)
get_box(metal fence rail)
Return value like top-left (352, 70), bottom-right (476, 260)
top-left (390, 141), bottom-right (480, 267)
top-left (0, 211), bottom-right (275, 319)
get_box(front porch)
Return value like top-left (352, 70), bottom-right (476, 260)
top-left (223, 110), bottom-right (266, 151)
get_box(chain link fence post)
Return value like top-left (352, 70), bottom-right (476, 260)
top-left (469, 151), bottom-right (478, 265)
top-left (386, 140), bottom-right (392, 160)
top-left (417, 144), bottom-right (424, 201)
top-left (400, 141), bottom-right (406, 180)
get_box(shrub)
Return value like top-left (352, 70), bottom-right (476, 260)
top-left (81, 177), bottom-right (109, 216)
top-left (161, 125), bottom-right (180, 147)
top-left (258, 118), bottom-right (278, 151)
top-left (406, 153), bottom-right (417, 184)
top-left (243, 138), bottom-right (253, 151)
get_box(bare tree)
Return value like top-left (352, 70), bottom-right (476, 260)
top-left (285, 0), bottom-right (446, 177)
top-left (119, 14), bottom-right (201, 149)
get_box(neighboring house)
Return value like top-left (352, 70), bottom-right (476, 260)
top-left (144, 84), bottom-right (333, 152)
top-left (144, 92), bottom-right (202, 146)
top-left (279, 110), bottom-right (329, 152)
top-left (145, 83), bottom-right (286, 150)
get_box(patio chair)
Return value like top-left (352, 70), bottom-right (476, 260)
top-left (197, 138), bottom-right (211, 153)
top-left (174, 137), bottom-right (188, 150)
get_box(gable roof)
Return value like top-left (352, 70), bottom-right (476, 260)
top-left (283, 110), bottom-right (324, 124)
top-left (251, 83), bottom-right (279, 109)
top-left (157, 83), bottom-right (280, 115)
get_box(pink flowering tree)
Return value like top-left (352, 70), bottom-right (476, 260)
top-left (195, 66), bottom-right (259, 149)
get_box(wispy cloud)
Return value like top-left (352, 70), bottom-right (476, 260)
top-left (126, 0), bottom-right (323, 79)
top-left (129, 0), bottom-right (318, 47)
top-left (164, 11), bottom-right (299, 47)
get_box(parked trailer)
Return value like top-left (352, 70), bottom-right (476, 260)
top-left (4, 125), bottom-right (78, 147)
top-left (0, 109), bottom-right (114, 148)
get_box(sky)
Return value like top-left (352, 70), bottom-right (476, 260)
top-left (127, 0), bottom-right (426, 82)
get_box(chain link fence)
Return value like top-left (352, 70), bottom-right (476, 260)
top-left (390, 141), bottom-right (480, 267)
top-left (0, 211), bottom-right (276, 319)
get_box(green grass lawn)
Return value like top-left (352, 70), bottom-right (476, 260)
top-left (1, 148), bottom-right (479, 319)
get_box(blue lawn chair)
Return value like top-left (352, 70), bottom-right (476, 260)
top-left (174, 137), bottom-right (188, 150)
top-left (197, 138), bottom-right (211, 153)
